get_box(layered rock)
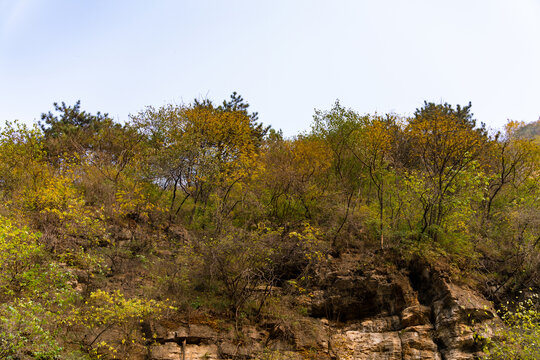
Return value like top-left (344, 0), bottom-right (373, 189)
top-left (148, 254), bottom-right (500, 360)
top-left (432, 282), bottom-right (501, 359)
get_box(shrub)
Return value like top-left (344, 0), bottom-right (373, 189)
top-left (66, 289), bottom-right (174, 358)
top-left (484, 294), bottom-right (540, 359)
top-left (0, 299), bottom-right (63, 360)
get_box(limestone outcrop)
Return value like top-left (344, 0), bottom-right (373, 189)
top-left (148, 253), bottom-right (501, 360)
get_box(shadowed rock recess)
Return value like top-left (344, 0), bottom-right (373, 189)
top-left (148, 253), bottom-right (501, 360)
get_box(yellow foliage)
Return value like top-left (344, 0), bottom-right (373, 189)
top-left (65, 289), bottom-right (175, 359)
top-left (23, 173), bottom-right (109, 246)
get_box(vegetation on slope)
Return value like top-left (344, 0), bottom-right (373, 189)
top-left (0, 95), bottom-right (539, 358)
top-left (515, 119), bottom-right (540, 142)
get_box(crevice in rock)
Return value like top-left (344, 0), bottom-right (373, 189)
top-left (407, 259), bottom-right (447, 360)
top-left (150, 335), bottom-right (206, 346)
top-left (173, 336), bottom-right (204, 345)
top-left (408, 260), bottom-right (436, 307)
top-left (147, 254), bottom-right (501, 360)
top-left (433, 336), bottom-right (447, 358)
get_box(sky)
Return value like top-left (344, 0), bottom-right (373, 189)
top-left (1, 0), bottom-right (539, 136)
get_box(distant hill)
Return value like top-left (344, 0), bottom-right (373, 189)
top-left (515, 119), bottom-right (540, 140)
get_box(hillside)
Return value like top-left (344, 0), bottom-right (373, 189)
top-left (515, 120), bottom-right (540, 147)
top-left (515, 119), bottom-right (540, 139)
top-left (0, 97), bottom-right (539, 360)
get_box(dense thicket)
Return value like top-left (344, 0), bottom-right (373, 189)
top-left (0, 96), bottom-right (538, 358)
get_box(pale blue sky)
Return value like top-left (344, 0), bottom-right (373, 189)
top-left (1, 0), bottom-right (539, 136)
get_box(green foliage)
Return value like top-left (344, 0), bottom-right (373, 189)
top-left (40, 100), bottom-right (109, 138)
top-left (515, 119), bottom-right (540, 140)
top-left (39, 100), bottom-right (113, 161)
top-left (0, 299), bottom-right (63, 360)
top-left (485, 294), bottom-right (540, 359)
top-left (131, 95), bottom-right (264, 228)
top-left (66, 289), bottom-right (173, 358)
top-left (23, 172), bottom-right (110, 250)
top-left (218, 91), bottom-right (269, 145)
top-left (0, 96), bottom-right (539, 356)
top-left (197, 229), bottom-right (276, 318)
top-left (0, 216), bottom-right (77, 358)
top-left (0, 217), bottom-right (43, 297)
top-left (260, 134), bottom-right (331, 223)
top-left (406, 101), bottom-right (488, 238)
top-left (0, 121), bottom-right (46, 202)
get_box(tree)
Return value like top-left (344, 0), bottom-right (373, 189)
top-left (312, 102), bottom-right (400, 247)
top-left (0, 216), bottom-right (75, 359)
top-left (311, 102), bottom-right (369, 243)
top-left (405, 102), bottom-right (488, 240)
top-left (261, 134), bottom-right (331, 223)
top-left (347, 115), bottom-right (397, 248)
top-left (483, 121), bottom-right (539, 221)
top-left (131, 94), bottom-right (265, 227)
top-left (219, 91), bottom-right (269, 145)
top-left (0, 121), bottom-right (46, 201)
top-left (39, 101), bottom-right (112, 161)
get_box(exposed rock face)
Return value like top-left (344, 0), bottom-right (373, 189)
top-left (432, 282), bottom-right (500, 359)
top-left (149, 342), bottom-right (219, 360)
top-left (148, 254), bottom-right (501, 360)
top-left (310, 270), bottom-right (418, 321)
top-left (401, 305), bottom-right (431, 328)
top-left (148, 323), bottom-right (220, 360)
top-left (400, 325), bottom-right (441, 360)
top-left (149, 342), bottom-right (183, 360)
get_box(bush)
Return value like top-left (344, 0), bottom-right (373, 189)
top-left (0, 299), bottom-right (62, 360)
top-left (0, 217), bottom-right (76, 358)
top-left (66, 289), bottom-right (174, 358)
top-left (484, 294), bottom-right (540, 359)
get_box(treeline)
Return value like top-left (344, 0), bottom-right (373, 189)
top-left (0, 94), bottom-right (539, 358)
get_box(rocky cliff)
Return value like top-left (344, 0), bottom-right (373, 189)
top-left (147, 252), bottom-right (501, 360)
